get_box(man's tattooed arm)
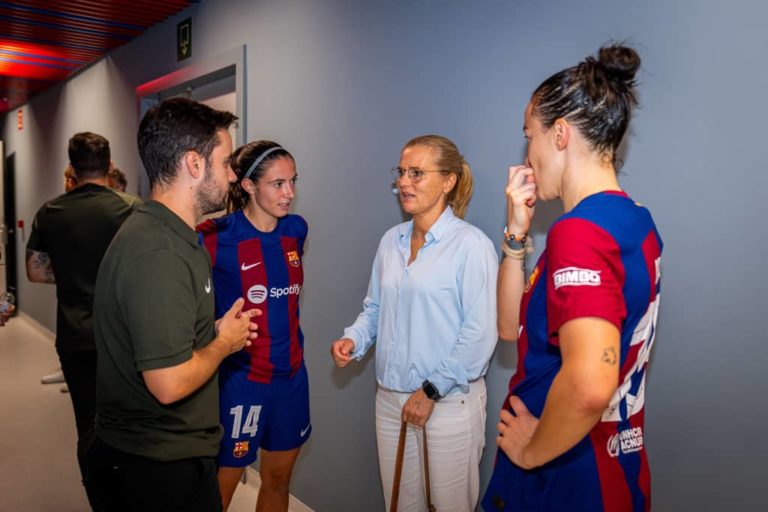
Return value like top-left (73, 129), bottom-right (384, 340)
top-left (26, 249), bottom-right (56, 284)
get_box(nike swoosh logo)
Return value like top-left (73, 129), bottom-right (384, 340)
top-left (241, 261), bottom-right (262, 271)
top-left (204, 279), bottom-right (211, 294)
top-left (300, 424), bottom-right (311, 437)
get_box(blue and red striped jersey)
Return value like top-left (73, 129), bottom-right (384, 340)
top-left (489, 191), bottom-right (662, 512)
top-left (198, 211), bottom-right (307, 383)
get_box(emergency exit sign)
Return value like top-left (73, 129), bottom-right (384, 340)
top-left (177, 18), bottom-right (192, 61)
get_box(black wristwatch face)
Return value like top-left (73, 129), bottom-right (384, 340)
top-left (422, 380), bottom-right (440, 401)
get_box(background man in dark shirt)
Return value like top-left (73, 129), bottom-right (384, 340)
top-left (26, 132), bottom-right (140, 507)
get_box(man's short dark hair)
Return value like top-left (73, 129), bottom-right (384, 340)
top-left (137, 98), bottom-right (237, 189)
top-left (68, 132), bottom-right (111, 179)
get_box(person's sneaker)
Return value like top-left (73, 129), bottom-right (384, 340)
top-left (41, 369), bottom-right (65, 384)
top-left (60, 385), bottom-right (69, 393)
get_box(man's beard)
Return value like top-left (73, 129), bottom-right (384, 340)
top-left (196, 164), bottom-right (227, 216)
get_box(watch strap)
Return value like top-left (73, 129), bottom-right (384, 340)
top-left (422, 380), bottom-right (442, 402)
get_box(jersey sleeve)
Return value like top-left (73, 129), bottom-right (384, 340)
top-left (546, 217), bottom-right (626, 344)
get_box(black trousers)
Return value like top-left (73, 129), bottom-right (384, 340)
top-left (57, 348), bottom-right (99, 508)
top-left (86, 438), bottom-right (222, 512)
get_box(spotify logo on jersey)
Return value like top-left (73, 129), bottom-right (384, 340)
top-left (247, 284), bottom-right (302, 304)
top-left (247, 285), bottom-right (268, 304)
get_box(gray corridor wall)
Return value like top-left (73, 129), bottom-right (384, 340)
top-left (2, 0), bottom-right (766, 510)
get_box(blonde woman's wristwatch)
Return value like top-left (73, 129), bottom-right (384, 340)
top-left (422, 380), bottom-right (442, 402)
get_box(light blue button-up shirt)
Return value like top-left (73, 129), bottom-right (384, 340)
top-left (343, 207), bottom-right (498, 397)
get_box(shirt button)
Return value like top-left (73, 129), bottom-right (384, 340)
top-left (492, 495), bottom-right (505, 509)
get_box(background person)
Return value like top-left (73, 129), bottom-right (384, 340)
top-left (331, 135), bottom-right (498, 512)
top-left (482, 45), bottom-right (662, 512)
top-left (0, 303), bottom-right (13, 326)
top-left (40, 164), bottom-right (80, 390)
top-left (89, 98), bottom-right (259, 512)
top-left (198, 140), bottom-right (310, 511)
top-left (25, 132), bottom-right (140, 507)
top-left (108, 167), bottom-right (127, 191)
top-left (64, 164), bottom-right (77, 192)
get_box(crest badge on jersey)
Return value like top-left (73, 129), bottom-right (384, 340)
top-left (286, 250), bottom-right (301, 268)
top-left (233, 440), bottom-right (250, 458)
top-left (525, 265), bottom-right (541, 293)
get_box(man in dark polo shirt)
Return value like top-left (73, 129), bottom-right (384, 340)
top-left (26, 131), bottom-right (139, 508)
top-left (89, 98), bottom-right (259, 511)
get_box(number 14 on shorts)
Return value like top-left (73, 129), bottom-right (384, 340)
top-left (230, 405), bottom-right (262, 438)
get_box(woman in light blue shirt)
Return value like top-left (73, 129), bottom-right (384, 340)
top-left (331, 135), bottom-right (498, 511)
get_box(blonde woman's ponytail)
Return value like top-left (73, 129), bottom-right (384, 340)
top-left (449, 161), bottom-right (474, 219)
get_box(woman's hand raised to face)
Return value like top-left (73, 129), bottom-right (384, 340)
top-left (506, 165), bottom-right (537, 237)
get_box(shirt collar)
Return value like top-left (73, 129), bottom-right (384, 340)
top-left (66, 182), bottom-right (109, 195)
top-left (140, 200), bottom-right (200, 248)
top-left (397, 206), bottom-right (456, 246)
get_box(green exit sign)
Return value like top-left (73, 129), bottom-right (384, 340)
top-left (177, 18), bottom-right (192, 61)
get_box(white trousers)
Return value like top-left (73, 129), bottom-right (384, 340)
top-left (376, 379), bottom-right (487, 512)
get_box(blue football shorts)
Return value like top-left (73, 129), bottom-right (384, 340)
top-left (217, 365), bottom-right (311, 467)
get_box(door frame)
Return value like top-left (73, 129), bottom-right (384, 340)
top-left (135, 45), bottom-right (247, 196)
top-left (2, 149), bottom-right (18, 312)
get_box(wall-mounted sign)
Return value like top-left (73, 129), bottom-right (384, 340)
top-left (177, 18), bottom-right (192, 61)
top-left (17, 108), bottom-right (22, 130)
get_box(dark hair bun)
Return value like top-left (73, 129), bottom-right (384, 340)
top-left (598, 44), bottom-right (641, 86)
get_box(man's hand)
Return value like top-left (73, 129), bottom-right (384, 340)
top-left (216, 298), bottom-right (260, 355)
top-left (402, 388), bottom-right (436, 427)
top-left (330, 338), bottom-right (355, 367)
top-left (143, 298), bottom-right (260, 405)
top-left (497, 395), bottom-right (539, 469)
